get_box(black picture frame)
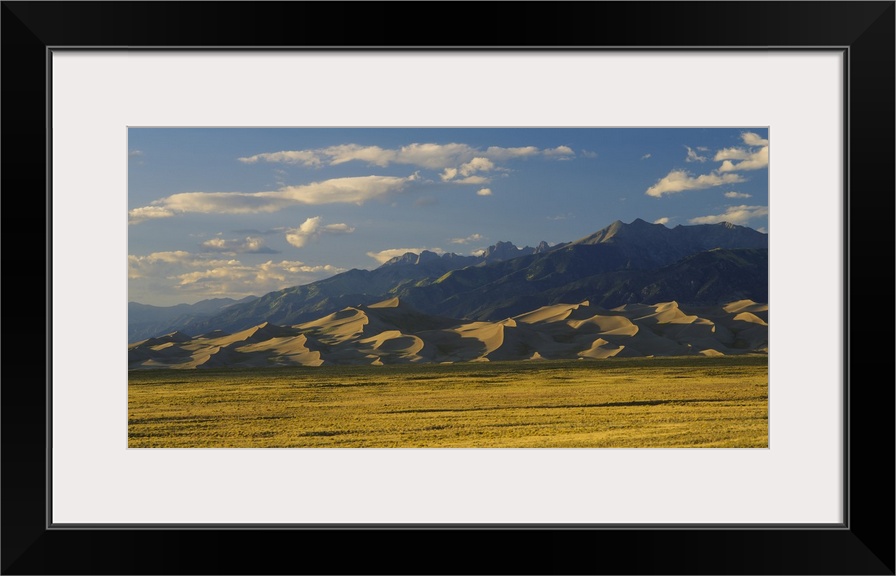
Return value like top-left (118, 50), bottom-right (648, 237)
top-left (3, 2), bottom-right (893, 574)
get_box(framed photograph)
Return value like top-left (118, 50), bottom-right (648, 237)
top-left (4, 1), bottom-right (892, 574)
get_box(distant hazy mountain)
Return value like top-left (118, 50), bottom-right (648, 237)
top-left (128, 296), bottom-right (257, 343)
top-left (129, 219), bottom-right (768, 342)
top-left (129, 296), bottom-right (768, 370)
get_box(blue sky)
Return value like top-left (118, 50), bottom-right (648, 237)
top-left (129, 128), bottom-right (769, 306)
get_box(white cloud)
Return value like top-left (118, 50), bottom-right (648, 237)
top-left (718, 146), bottom-right (768, 172)
top-left (129, 250), bottom-right (343, 304)
top-left (129, 150), bottom-right (143, 157)
top-left (365, 247), bottom-right (445, 265)
top-left (285, 217), bottom-right (322, 248)
top-left (129, 175), bottom-right (415, 223)
top-left (128, 251), bottom-right (203, 278)
top-left (483, 146), bottom-right (540, 160)
top-left (277, 175), bottom-right (415, 205)
top-left (393, 143), bottom-right (476, 169)
top-left (685, 146), bottom-right (707, 162)
top-left (688, 205), bottom-right (769, 225)
top-left (321, 144), bottom-right (396, 167)
top-left (239, 142), bottom-right (573, 173)
top-left (713, 147), bottom-right (752, 161)
top-left (440, 157), bottom-right (496, 183)
top-left (201, 236), bottom-right (278, 254)
top-left (741, 132), bottom-right (769, 146)
top-left (285, 217), bottom-right (355, 248)
top-left (174, 260), bottom-right (338, 286)
top-left (450, 233), bottom-right (485, 245)
top-left (453, 176), bottom-right (490, 185)
top-left (128, 205), bottom-right (176, 223)
top-left (581, 150), bottom-right (598, 158)
top-left (171, 259), bottom-right (342, 298)
top-left (476, 188), bottom-right (493, 196)
top-left (653, 217), bottom-right (670, 225)
top-left (238, 150), bottom-right (322, 166)
top-left (641, 153), bottom-right (651, 160)
top-left (713, 132), bottom-right (768, 173)
top-left (242, 143), bottom-right (475, 170)
top-left (645, 170), bottom-right (745, 197)
top-left (724, 191), bottom-right (752, 199)
top-left (544, 145), bottom-right (575, 157)
top-left (458, 157), bottom-right (495, 177)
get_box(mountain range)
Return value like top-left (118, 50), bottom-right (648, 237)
top-left (129, 218), bottom-right (769, 357)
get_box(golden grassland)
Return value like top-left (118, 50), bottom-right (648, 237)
top-left (128, 356), bottom-right (768, 448)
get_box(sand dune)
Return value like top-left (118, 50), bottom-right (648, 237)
top-left (514, 302), bottom-right (589, 324)
top-left (129, 297), bottom-right (768, 369)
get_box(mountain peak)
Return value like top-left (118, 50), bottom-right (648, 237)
top-left (481, 240), bottom-right (549, 263)
top-left (482, 241), bottom-right (524, 261)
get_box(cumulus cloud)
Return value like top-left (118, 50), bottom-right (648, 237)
top-left (129, 250), bottom-right (343, 303)
top-left (440, 157), bottom-right (497, 184)
top-left (201, 236), bottom-right (279, 254)
top-left (724, 191), bottom-right (752, 199)
top-left (717, 146), bottom-right (768, 172)
top-left (741, 132), bottom-right (769, 146)
top-left (685, 146), bottom-right (707, 162)
top-left (365, 247), bottom-right (445, 264)
top-left (285, 216), bottom-right (355, 248)
top-left (450, 233), bottom-right (485, 245)
top-left (688, 205), bottom-right (769, 225)
top-left (653, 217), bottom-right (670, 225)
top-left (458, 157), bottom-right (495, 176)
top-left (476, 188), bottom-right (493, 196)
top-left (713, 132), bottom-right (768, 173)
top-left (641, 153), bottom-right (652, 160)
top-left (129, 175), bottom-right (415, 223)
top-left (645, 170), bottom-right (745, 197)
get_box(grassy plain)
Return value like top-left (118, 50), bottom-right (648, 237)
top-left (128, 357), bottom-right (768, 448)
